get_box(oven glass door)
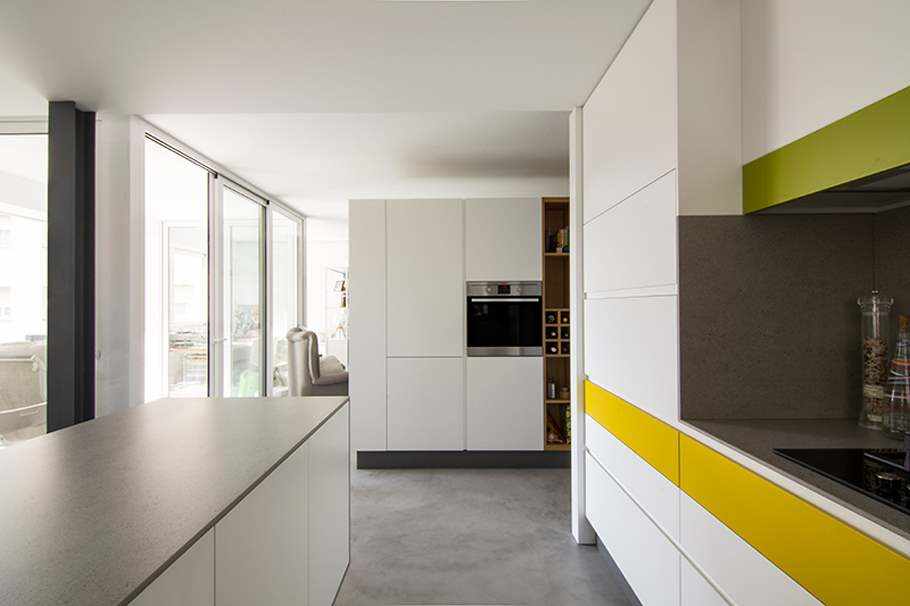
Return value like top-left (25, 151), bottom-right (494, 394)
top-left (466, 297), bottom-right (542, 355)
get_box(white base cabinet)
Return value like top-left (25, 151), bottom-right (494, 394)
top-left (131, 530), bottom-right (215, 606)
top-left (585, 452), bottom-right (680, 606)
top-left (308, 406), bottom-right (351, 606)
top-left (388, 357), bottom-right (465, 450)
top-left (132, 404), bottom-right (349, 606)
top-left (216, 440), bottom-right (309, 606)
top-left (681, 558), bottom-right (727, 606)
top-left (466, 357), bottom-right (543, 451)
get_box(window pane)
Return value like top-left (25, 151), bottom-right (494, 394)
top-left (223, 188), bottom-right (262, 397)
top-left (0, 134), bottom-right (48, 446)
top-left (272, 212), bottom-right (299, 395)
top-left (144, 139), bottom-right (209, 401)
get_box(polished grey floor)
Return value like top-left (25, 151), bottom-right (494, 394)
top-left (335, 468), bottom-right (637, 606)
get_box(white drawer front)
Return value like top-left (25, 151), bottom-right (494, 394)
top-left (680, 493), bottom-right (821, 606)
top-left (583, 171), bottom-right (677, 295)
top-left (586, 452), bottom-right (680, 606)
top-left (585, 414), bottom-right (679, 540)
top-left (681, 557), bottom-right (727, 606)
top-left (583, 295), bottom-right (679, 425)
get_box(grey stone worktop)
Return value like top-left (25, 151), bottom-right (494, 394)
top-left (0, 396), bottom-right (348, 606)
top-left (684, 417), bottom-right (910, 542)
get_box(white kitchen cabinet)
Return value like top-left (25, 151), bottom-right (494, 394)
top-left (585, 414), bottom-right (679, 540)
top-left (681, 558), bottom-right (727, 606)
top-left (465, 198), bottom-right (541, 281)
top-left (386, 199), bottom-right (464, 358)
top-left (387, 357), bottom-right (464, 450)
top-left (349, 199), bottom-right (388, 452)
top-left (584, 295), bottom-right (679, 425)
top-left (582, 0), bottom-right (677, 222)
top-left (680, 493), bottom-right (821, 606)
top-left (585, 452), bottom-right (680, 606)
top-left (583, 171), bottom-right (677, 296)
top-left (216, 443), bottom-right (309, 606)
top-left (466, 356), bottom-right (543, 450)
top-left (308, 406), bottom-right (350, 606)
top-left (130, 529), bottom-right (214, 606)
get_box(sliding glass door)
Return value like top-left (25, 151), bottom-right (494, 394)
top-left (221, 187), bottom-right (264, 397)
top-left (144, 138), bottom-right (209, 401)
top-left (144, 135), bottom-right (303, 401)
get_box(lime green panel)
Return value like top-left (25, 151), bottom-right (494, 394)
top-left (743, 85), bottom-right (910, 214)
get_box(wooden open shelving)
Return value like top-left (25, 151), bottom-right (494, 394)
top-left (542, 197), bottom-right (571, 451)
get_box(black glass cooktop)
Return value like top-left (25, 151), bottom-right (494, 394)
top-left (774, 447), bottom-right (910, 515)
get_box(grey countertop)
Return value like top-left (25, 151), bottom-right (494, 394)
top-left (684, 418), bottom-right (910, 541)
top-left (0, 396), bottom-right (348, 606)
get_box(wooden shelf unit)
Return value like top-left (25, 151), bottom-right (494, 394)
top-left (542, 197), bottom-right (571, 450)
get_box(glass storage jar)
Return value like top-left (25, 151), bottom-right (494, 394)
top-left (859, 291), bottom-right (893, 429)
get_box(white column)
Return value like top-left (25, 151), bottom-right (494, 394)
top-left (569, 106), bottom-right (595, 545)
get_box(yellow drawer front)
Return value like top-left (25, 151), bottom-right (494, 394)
top-left (679, 434), bottom-right (910, 605)
top-left (584, 380), bottom-right (679, 485)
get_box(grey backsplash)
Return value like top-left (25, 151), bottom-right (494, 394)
top-left (874, 205), bottom-right (910, 318)
top-left (679, 214), bottom-right (875, 420)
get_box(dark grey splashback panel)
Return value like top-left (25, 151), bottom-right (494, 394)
top-left (679, 215), bottom-right (873, 420)
top-left (875, 205), bottom-right (910, 318)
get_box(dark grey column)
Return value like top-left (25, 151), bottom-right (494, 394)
top-left (47, 101), bottom-right (95, 431)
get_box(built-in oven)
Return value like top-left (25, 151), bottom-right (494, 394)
top-left (466, 281), bottom-right (542, 357)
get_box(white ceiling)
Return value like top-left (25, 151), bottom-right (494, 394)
top-left (147, 112), bottom-right (570, 218)
top-left (0, 0), bottom-right (648, 113)
top-left (0, 0), bottom-right (649, 218)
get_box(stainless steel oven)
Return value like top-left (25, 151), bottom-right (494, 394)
top-left (466, 281), bottom-right (542, 357)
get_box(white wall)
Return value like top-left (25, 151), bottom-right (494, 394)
top-left (743, 0), bottom-right (910, 162)
top-left (305, 218), bottom-right (349, 340)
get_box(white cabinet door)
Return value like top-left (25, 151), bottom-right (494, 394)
top-left (465, 198), bottom-right (541, 281)
top-left (583, 171), bottom-right (677, 296)
top-left (130, 529), bottom-right (214, 606)
top-left (585, 452), bottom-right (679, 606)
top-left (681, 558), bottom-right (727, 606)
top-left (215, 444), bottom-right (308, 606)
top-left (387, 199), bottom-right (464, 357)
top-left (583, 0), bottom-right (677, 221)
top-left (584, 295), bottom-right (679, 426)
top-left (308, 405), bottom-right (350, 606)
top-left (349, 199), bottom-right (387, 452)
top-left (466, 356), bottom-right (543, 450)
top-left (388, 357), bottom-right (464, 450)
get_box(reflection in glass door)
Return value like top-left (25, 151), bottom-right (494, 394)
top-left (271, 211), bottom-right (300, 394)
top-left (222, 187), bottom-right (264, 397)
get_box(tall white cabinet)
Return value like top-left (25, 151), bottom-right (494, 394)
top-left (349, 197), bottom-right (545, 456)
top-left (465, 197), bottom-right (541, 281)
top-left (386, 199), bottom-right (464, 358)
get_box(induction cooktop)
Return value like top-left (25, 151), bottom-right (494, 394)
top-left (774, 446), bottom-right (910, 515)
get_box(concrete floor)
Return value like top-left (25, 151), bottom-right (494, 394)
top-left (335, 468), bottom-right (638, 606)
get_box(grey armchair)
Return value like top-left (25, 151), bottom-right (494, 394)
top-left (286, 327), bottom-right (349, 396)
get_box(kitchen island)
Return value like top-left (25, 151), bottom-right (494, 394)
top-left (0, 396), bottom-right (349, 606)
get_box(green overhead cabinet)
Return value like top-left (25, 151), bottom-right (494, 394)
top-left (743, 86), bottom-right (910, 214)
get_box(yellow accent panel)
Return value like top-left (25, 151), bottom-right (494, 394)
top-left (680, 434), bottom-right (910, 605)
top-left (584, 380), bottom-right (679, 485)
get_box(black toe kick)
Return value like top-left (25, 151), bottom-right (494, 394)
top-left (356, 450), bottom-right (570, 469)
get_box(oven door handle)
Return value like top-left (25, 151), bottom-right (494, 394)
top-left (469, 298), bottom-right (541, 303)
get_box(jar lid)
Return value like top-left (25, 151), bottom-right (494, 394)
top-left (858, 289), bottom-right (894, 308)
